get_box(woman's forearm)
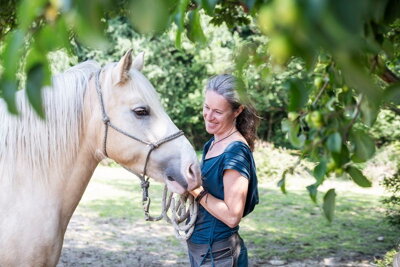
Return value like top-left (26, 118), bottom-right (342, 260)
top-left (191, 187), bottom-right (242, 228)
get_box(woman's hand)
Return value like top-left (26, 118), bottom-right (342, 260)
top-left (189, 186), bottom-right (204, 198)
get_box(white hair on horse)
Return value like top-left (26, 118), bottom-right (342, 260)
top-left (0, 61), bottom-right (100, 184)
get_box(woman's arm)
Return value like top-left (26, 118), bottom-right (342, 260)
top-left (190, 169), bottom-right (249, 228)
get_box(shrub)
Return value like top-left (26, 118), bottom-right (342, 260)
top-left (375, 248), bottom-right (398, 267)
top-left (380, 142), bottom-right (400, 228)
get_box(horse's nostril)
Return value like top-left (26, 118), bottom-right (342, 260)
top-left (167, 176), bottom-right (175, 182)
top-left (189, 164), bottom-right (195, 177)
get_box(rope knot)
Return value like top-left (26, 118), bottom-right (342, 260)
top-left (148, 143), bottom-right (159, 150)
top-left (102, 116), bottom-right (110, 123)
top-left (141, 180), bottom-right (150, 189)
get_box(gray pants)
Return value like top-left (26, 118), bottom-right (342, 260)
top-left (187, 233), bottom-right (248, 267)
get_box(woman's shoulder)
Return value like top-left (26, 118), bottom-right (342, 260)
top-left (225, 140), bottom-right (251, 154)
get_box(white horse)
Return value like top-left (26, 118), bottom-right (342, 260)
top-left (0, 50), bottom-right (201, 266)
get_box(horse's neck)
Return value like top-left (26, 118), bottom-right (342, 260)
top-left (0, 138), bottom-right (100, 266)
top-left (58, 82), bottom-right (104, 231)
top-left (58, 143), bottom-right (100, 231)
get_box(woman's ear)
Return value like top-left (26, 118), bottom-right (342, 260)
top-left (234, 105), bottom-right (244, 118)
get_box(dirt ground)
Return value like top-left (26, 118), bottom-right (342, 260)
top-left (57, 167), bottom-right (379, 267)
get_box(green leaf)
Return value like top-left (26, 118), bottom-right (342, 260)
top-left (313, 160), bottom-right (327, 185)
top-left (129, 0), bottom-right (170, 34)
top-left (72, 1), bottom-right (109, 49)
top-left (286, 79), bottom-right (310, 112)
top-left (350, 130), bottom-right (375, 163)
top-left (174, 0), bottom-right (190, 31)
top-left (281, 119), bottom-right (291, 132)
top-left (2, 30), bottom-right (25, 80)
top-left (383, 83), bottom-right (400, 105)
top-left (323, 189), bottom-right (336, 222)
top-left (26, 63), bottom-right (46, 118)
top-left (360, 99), bottom-right (379, 127)
top-left (201, 0), bottom-right (218, 15)
top-left (187, 9), bottom-right (207, 44)
top-left (245, 0), bottom-right (257, 11)
top-left (25, 47), bottom-right (51, 86)
top-left (277, 175), bottom-right (286, 194)
top-left (17, 0), bottom-right (47, 31)
top-left (0, 79), bottom-right (19, 114)
top-left (37, 17), bottom-right (71, 51)
top-left (331, 144), bottom-right (350, 167)
top-left (346, 166), bottom-right (372, 187)
top-left (307, 183), bottom-right (318, 203)
top-left (282, 119), bottom-right (305, 148)
top-left (289, 132), bottom-right (305, 148)
top-left (175, 29), bottom-right (182, 49)
top-left (326, 132), bottom-right (342, 153)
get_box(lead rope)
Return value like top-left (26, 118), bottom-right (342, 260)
top-left (121, 166), bottom-right (198, 240)
top-left (94, 70), bottom-right (198, 240)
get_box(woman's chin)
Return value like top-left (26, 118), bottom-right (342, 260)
top-left (205, 127), bottom-right (217, 134)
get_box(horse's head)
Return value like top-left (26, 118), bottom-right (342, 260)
top-left (92, 50), bottom-right (201, 194)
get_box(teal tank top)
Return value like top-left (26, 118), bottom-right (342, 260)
top-left (189, 138), bottom-right (259, 244)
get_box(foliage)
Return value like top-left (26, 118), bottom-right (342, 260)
top-left (235, 0), bottom-right (400, 220)
top-left (1, 0), bottom-right (400, 221)
top-left (363, 141), bottom-right (400, 182)
top-left (375, 248), bottom-right (398, 267)
top-left (369, 109), bottom-right (400, 145)
top-left (381, 142), bottom-right (400, 227)
top-left (253, 141), bottom-right (312, 184)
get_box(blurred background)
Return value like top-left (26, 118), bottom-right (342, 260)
top-left (1, 0), bottom-right (400, 265)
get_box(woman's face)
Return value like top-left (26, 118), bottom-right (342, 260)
top-left (203, 90), bottom-right (240, 136)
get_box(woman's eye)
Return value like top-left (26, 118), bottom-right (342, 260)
top-left (132, 107), bottom-right (149, 117)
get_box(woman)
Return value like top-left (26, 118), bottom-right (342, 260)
top-left (188, 74), bottom-right (259, 267)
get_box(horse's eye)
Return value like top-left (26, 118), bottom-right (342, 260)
top-left (132, 107), bottom-right (149, 117)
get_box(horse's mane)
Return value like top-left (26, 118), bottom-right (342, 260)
top-left (0, 61), bottom-right (100, 182)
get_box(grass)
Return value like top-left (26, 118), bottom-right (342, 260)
top-left (241, 183), bottom-right (400, 261)
top-left (82, 176), bottom-right (169, 222)
top-left (81, 169), bottom-right (400, 263)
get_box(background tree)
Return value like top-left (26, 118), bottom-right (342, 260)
top-left (0, 0), bottom-right (399, 220)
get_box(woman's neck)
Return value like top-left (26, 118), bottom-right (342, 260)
top-left (214, 125), bottom-right (236, 141)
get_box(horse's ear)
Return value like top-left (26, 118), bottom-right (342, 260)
top-left (132, 52), bottom-right (145, 71)
top-left (113, 49), bottom-right (133, 85)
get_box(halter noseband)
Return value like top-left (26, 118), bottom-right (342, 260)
top-left (94, 69), bottom-right (184, 219)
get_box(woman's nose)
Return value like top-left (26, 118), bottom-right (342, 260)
top-left (205, 111), bottom-right (214, 121)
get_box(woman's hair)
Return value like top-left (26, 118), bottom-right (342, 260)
top-left (205, 74), bottom-right (260, 151)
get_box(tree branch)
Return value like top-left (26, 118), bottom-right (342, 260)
top-left (386, 104), bottom-right (400, 117)
top-left (312, 79), bottom-right (329, 107)
top-left (372, 55), bottom-right (400, 84)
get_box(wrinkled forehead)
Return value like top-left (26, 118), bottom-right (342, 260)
top-left (204, 90), bottom-right (232, 110)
